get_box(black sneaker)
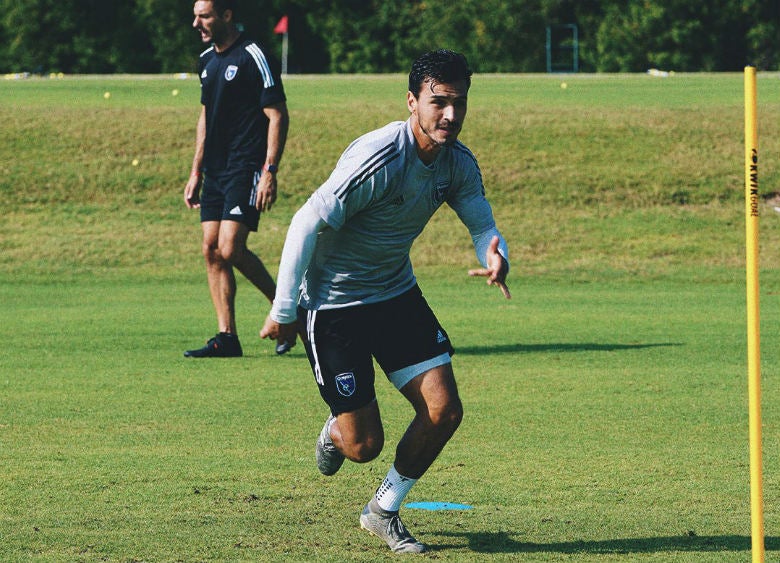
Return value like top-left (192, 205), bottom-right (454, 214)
top-left (184, 333), bottom-right (243, 358)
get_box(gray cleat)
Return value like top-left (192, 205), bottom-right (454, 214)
top-left (275, 339), bottom-right (295, 355)
top-left (315, 415), bottom-right (345, 476)
top-left (359, 499), bottom-right (426, 553)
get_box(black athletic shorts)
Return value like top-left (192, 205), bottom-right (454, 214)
top-left (200, 169), bottom-right (262, 231)
top-left (298, 284), bottom-right (455, 415)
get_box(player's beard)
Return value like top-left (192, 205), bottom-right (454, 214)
top-left (197, 22), bottom-right (227, 45)
top-left (423, 121), bottom-right (461, 148)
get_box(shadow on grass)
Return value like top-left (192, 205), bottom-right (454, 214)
top-left (434, 531), bottom-right (779, 554)
top-left (456, 342), bottom-right (683, 355)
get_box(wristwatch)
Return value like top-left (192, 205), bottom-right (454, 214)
top-left (264, 164), bottom-right (278, 173)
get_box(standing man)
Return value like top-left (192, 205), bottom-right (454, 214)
top-left (184, 0), bottom-right (293, 357)
top-left (261, 50), bottom-right (510, 553)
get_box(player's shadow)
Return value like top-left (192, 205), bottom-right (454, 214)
top-left (456, 342), bottom-right (683, 355)
top-left (433, 531), bottom-right (779, 554)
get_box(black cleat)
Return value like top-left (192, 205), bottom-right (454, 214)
top-left (184, 333), bottom-right (243, 358)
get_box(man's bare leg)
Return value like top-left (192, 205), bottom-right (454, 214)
top-left (203, 220), bottom-right (237, 334)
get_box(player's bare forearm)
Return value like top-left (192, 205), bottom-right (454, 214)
top-left (191, 106), bottom-right (206, 173)
top-left (185, 107), bottom-right (206, 208)
top-left (264, 102), bottom-right (289, 167)
top-left (257, 103), bottom-right (288, 213)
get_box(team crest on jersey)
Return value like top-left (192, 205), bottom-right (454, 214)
top-left (433, 180), bottom-right (450, 206)
top-left (335, 373), bottom-right (356, 397)
top-left (224, 65), bottom-right (238, 81)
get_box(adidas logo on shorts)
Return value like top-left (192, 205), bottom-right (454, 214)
top-left (436, 330), bottom-right (447, 344)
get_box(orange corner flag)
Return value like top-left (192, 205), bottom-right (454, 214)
top-left (274, 15), bottom-right (288, 34)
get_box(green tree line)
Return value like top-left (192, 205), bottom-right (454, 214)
top-left (2, 0), bottom-right (778, 74)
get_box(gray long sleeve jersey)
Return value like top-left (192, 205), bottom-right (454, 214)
top-left (270, 119), bottom-right (509, 324)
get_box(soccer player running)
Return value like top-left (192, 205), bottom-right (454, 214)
top-left (184, 0), bottom-right (293, 357)
top-left (260, 49), bottom-right (510, 553)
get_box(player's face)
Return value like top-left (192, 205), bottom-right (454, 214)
top-left (407, 79), bottom-right (469, 163)
top-left (192, 1), bottom-right (230, 46)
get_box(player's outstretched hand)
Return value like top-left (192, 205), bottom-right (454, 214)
top-left (468, 235), bottom-right (511, 299)
top-left (260, 316), bottom-right (299, 344)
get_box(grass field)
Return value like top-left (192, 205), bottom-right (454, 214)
top-left (1, 72), bottom-right (780, 561)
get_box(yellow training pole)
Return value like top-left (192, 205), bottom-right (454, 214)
top-left (744, 65), bottom-right (764, 563)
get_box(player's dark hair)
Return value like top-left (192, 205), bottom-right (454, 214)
top-left (408, 49), bottom-right (472, 98)
top-left (209, 0), bottom-right (235, 17)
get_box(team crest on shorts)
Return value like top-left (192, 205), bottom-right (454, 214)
top-left (225, 65), bottom-right (238, 81)
top-left (335, 372), bottom-right (356, 397)
top-left (433, 181), bottom-right (450, 206)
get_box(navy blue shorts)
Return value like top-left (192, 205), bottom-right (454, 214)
top-left (299, 285), bottom-right (455, 415)
top-left (200, 169), bottom-right (262, 231)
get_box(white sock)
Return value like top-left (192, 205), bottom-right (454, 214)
top-left (374, 465), bottom-right (417, 512)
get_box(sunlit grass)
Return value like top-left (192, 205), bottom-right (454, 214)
top-left (1, 73), bottom-right (779, 561)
